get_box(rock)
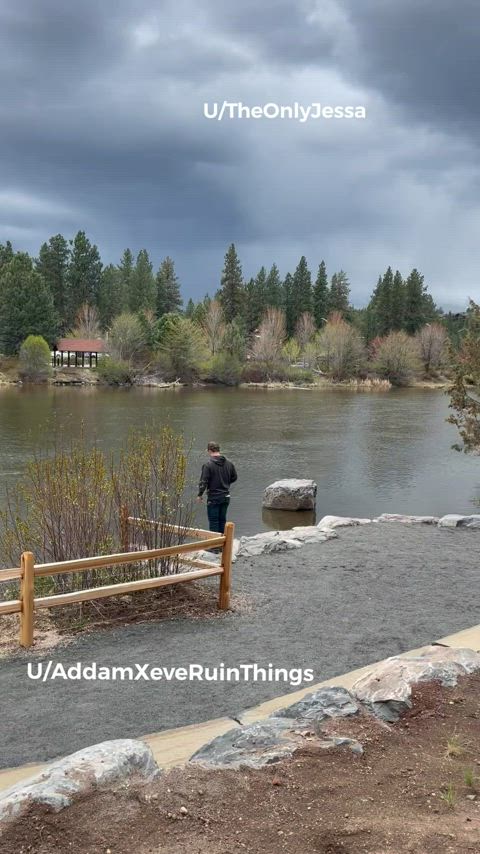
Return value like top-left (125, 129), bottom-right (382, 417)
top-left (190, 719), bottom-right (299, 769)
top-left (262, 479), bottom-right (317, 511)
top-left (272, 686), bottom-right (360, 723)
top-left (352, 646), bottom-right (480, 722)
top-left (375, 514), bottom-right (439, 525)
top-left (236, 527), bottom-right (335, 559)
top-left (438, 514), bottom-right (480, 528)
top-left (317, 515), bottom-right (372, 529)
top-left (0, 739), bottom-right (159, 827)
top-left (317, 736), bottom-right (364, 755)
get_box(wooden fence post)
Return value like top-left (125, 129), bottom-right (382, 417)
top-left (218, 522), bottom-right (234, 610)
top-left (20, 551), bottom-right (35, 648)
top-left (120, 505), bottom-right (129, 553)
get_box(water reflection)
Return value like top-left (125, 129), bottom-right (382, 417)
top-left (262, 508), bottom-right (316, 531)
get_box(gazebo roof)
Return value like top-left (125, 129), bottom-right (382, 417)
top-left (56, 338), bottom-right (106, 353)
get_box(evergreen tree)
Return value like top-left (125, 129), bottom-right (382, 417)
top-left (391, 270), bottom-right (405, 331)
top-left (265, 263), bottom-right (283, 309)
top-left (118, 249), bottom-right (134, 308)
top-left (404, 269), bottom-right (436, 334)
top-left (290, 256), bottom-right (312, 332)
top-left (218, 243), bottom-right (244, 323)
top-left (0, 241), bottom-right (14, 271)
top-left (329, 270), bottom-right (351, 317)
top-left (129, 249), bottom-right (155, 313)
top-left (156, 256), bottom-right (183, 317)
top-left (244, 278), bottom-right (261, 335)
top-left (66, 231), bottom-right (102, 326)
top-left (97, 265), bottom-right (125, 329)
top-left (0, 254), bottom-right (58, 354)
top-left (371, 266), bottom-right (393, 336)
top-left (313, 260), bottom-right (329, 328)
top-left (36, 234), bottom-right (70, 330)
top-left (283, 272), bottom-right (295, 336)
top-left (185, 298), bottom-right (195, 318)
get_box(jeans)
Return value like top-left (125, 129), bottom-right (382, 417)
top-left (207, 499), bottom-right (230, 534)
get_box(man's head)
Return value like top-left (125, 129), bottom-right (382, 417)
top-left (207, 441), bottom-right (221, 456)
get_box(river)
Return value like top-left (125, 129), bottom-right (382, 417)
top-left (0, 386), bottom-right (478, 535)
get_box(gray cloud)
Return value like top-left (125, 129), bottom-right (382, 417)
top-left (0, 0), bottom-right (478, 310)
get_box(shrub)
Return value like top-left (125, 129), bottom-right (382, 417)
top-left (203, 353), bottom-right (243, 386)
top-left (374, 331), bottom-right (420, 386)
top-left (18, 335), bottom-right (52, 382)
top-left (96, 357), bottom-right (134, 385)
top-left (108, 312), bottom-right (146, 362)
top-left (285, 366), bottom-right (314, 384)
top-left (318, 313), bottom-right (365, 380)
top-left (160, 317), bottom-right (208, 382)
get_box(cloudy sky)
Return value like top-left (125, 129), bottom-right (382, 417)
top-left (0, 0), bottom-right (478, 309)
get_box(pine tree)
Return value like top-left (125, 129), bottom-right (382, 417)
top-left (0, 253), bottom-right (58, 354)
top-left (218, 244), bottom-right (244, 323)
top-left (129, 249), bottom-right (155, 313)
top-left (404, 269), bottom-right (436, 334)
top-left (313, 260), bottom-right (329, 328)
top-left (391, 270), bottom-right (405, 331)
top-left (283, 272), bottom-right (295, 337)
top-left (97, 265), bottom-right (125, 329)
top-left (371, 266), bottom-right (394, 336)
top-left (156, 256), bottom-right (183, 317)
top-left (66, 231), bottom-right (102, 326)
top-left (290, 256), bottom-right (312, 332)
top-left (36, 235), bottom-right (70, 331)
top-left (0, 241), bottom-right (14, 271)
top-left (265, 263), bottom-right (283, 309)
top-left (118, 249), bottom-right (134, 308)
top-left (185, 298), bottom-right (195, 318)
top-left (244, 278), bottom-right (261, 334)
top-left (329, 270), bottom-right (351, 317)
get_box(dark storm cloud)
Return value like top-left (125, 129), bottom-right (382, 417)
top-left (0, 0), bottom-right (478, 309)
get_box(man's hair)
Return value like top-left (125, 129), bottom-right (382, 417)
top-left (207, 441), bottom-right (220, 452)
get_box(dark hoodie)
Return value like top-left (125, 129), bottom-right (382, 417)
top-left (198, 455), bottom-right (237, 504)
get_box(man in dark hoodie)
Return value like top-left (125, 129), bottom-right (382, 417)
top-left (197, 441), bottom-right (237, 534)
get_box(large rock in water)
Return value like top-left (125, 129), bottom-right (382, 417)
top-left (262, 479), bottom-right (317, 511)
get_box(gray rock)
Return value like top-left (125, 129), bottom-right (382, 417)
top-left (236, 526), bottom-right (335, 559)
top-left (262, 479), bottom-right (317, 511)
top-left (438, 514), bottom-right (480, 528)
top-left (0, 739), bottom-right (159, 827)
top-left (317, 736), bottom-right (364, 755)
top-left (375, 513), bottom-right (439, 525)
top-left (352, 646), bottom-right (480, 721)
top-left (317, 515), bottom-right (372, 529)
top-left (272, 686), bottom-right (359, 723)
top-left (190, 719), bottom-right (299, 769)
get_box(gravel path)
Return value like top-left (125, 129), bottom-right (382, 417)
top-left (1, 523), bottom-right (479, 769)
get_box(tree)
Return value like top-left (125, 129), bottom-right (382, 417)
top-left (0, 241), bottom-right (14, 270)
top-left (201, 299), bottom-right (225, 355)
top-left (265, 263), bottom-right (283, 309)
top-left (108, 312), bottom-right (146, 363)
top-left (218, 243), bottom-right (244, 323)
top-left (221, 319), bottom-right (247, 361)
top-left (156, 256), bottom-right (182, 317)
top-left (97, 265), bottom-right (125, 329)
top-left (295, 312), bottom-right (316, 363)
top-left (371, 267), bottom-right (393, 336)
top-left (313, 260), bottom-right (329, 328)
top-left (0, 253), bottom-right (58, 354)
top-left (416, 323), bottom-right (448, 374)
top-left (283, 272), bottom-right (295, 336)
top-left (391, 270), bottom-right (405, 330)
top-left (129, 249), bottom-right (155, 313)
top-left (18, 335), bottom-right (52, 381)
top-left (66, 231), bottom-right (102, 326)
top-left (251, 308), bottom-right (286, 370)
top-left (404, 269), bottom-right (436, 334)
top-left (448, 300), bottom-right (480, 452)
top-left (329, 270), bottom-right (351, 318)
top-left (118, 249), bottom-right (134, 307)
top-left (185, 298), bottom-right (195, 318)
top-left (243, 277), bottom-right (263, 335)
top-left (374, 331), bottom-right (420, 386)
top-left (291, 256), bottom-right (312, 331)
top-left (36, 234), bottom-right (70, 328)
top-left (318, 313), bottom-right (364, 380)
top-left (69, 303), bottom-right (102, 339)
top-left (160, 318), bottom-right (207, 381)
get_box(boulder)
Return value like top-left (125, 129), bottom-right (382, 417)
top-left (272, 686), bottom-right (360, 723)
top-left (262, 479), bottom-right (317, 511)
top-left (438, 514), bottom-right (480, 528)
top-left (317, 515), bottom-right (372, 529)
top-left (375, 514), bottom-right (438, 525)
top-left (0, 739), bottom-right (159, 827)
top-left (235, 527), bottom-right (336, 559)
top-left (190, 719), bottom-right (299, 769)
top-left (352, 646), bottom-right (480, 722)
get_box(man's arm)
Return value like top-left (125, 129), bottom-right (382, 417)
top-left (198, 463), bottom-right (210, 497)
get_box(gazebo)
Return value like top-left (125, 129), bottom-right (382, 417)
top-left (53, 338), bottom-right (106, 368)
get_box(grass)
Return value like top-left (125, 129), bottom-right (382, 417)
top-left (463, 768), bottom-right (478, 789)
top-left (445, 734), bottom-right (467, 759)
top-left (439, 783), bottom-right (457, 808)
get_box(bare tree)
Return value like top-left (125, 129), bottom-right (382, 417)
top-left (318, 312), bottom-right (364, 380)
top-left (70, 303), bottom-right (102, 339)
top-left (375, 331), bottom-right (420, 386)
top-left (416, 323), bottom-right (448, 374)
top-left (295, 312), bottom-right (316, 366)
top-left (200, 299), bottom-right (226, 356)
top-left (251, 308), bottom-right (286, 369)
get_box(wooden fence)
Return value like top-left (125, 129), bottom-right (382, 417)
top-left (0, 518), bottom-right (235, 649)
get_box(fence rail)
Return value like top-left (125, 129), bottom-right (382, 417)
top-left (0, 517), bottom-right (235, 648)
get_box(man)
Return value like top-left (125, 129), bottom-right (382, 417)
top-left (197, 441), bottom-right (237, 534)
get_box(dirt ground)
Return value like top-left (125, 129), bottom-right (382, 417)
top-left (3, 674), bottom-right (480, 854)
